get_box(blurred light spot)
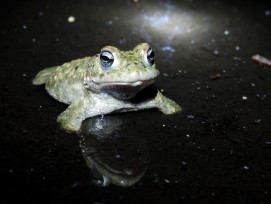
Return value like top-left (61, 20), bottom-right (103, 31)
top-left (161, 46), bottom-right (175, 53)
top-left (265, 10), bottom-right (271, 16)
top-left (235, 46), bottom-right (240, 51)
top-left (133, 1), bottom-right (210, 44)
top-left (224, 30), bottom-right (230, 35)
top-left (67, 16), bottom-right (75, 23)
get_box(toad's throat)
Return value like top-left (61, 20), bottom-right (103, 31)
top-left (99, 79), bottom-right (155, 100)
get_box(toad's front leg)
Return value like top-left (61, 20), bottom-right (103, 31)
top-left (131, 90), bottom-right (181, 114)
top-left (57, 96), bottom-right (118, 132)
top-left (154, 91), bottom-right (182, 114)
top-left (57, 98), bottom-right (90, 132)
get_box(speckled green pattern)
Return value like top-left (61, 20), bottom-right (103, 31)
top-left (32, 43), bottom-right (181, 132)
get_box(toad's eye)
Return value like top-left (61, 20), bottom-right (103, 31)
top-left (100, 50), bottom-right (114, 70)
top-left (146, 47), bottom-right (155, 65)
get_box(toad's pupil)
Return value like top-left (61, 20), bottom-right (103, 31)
top-left (147, 48), bottom-right (155, 64)
top-left (100, 51), bottom-right (114, 67)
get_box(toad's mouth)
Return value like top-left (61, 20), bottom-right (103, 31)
top-left (99, 79), bottom-right (155, 100)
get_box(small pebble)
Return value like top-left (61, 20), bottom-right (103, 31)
top-left (67, 16), bottom-right (75, 23)
top-left (209, 73), bottom-right (221, 80)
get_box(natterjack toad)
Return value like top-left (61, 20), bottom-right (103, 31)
top-left (33, 43), bottom-right (181, 132)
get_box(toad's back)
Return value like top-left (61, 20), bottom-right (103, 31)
top-left (33, 57), bottom-right (92, 104)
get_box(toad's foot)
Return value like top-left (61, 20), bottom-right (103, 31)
top-left (57, 99), bottom-right (88, 132)
top-left (57, 114), bottom-right (82, 132)
top-left (155, 91), bottom-right (182, 114)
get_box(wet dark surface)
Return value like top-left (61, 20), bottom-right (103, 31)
top-left (1, 0), bottom-right (271, 203)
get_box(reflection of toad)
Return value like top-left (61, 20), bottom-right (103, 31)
top-left (33, 43), bottom-right (181, 132)
top-left (79, 116), bottom-right (148, 187)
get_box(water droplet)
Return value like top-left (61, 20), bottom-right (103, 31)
top-left (164, 179), bottom-right (170, 183)
top-left (153, 173), bottom-right (160, 183)
top-left (187, 115), bottom-right (195, 119)
top-left (38, 11), bottom-right (44, 16)
top-left (213, 50), bottom-right (219, 55)
top-left (106, 20), bottom-right (113, 25)
top-left (254, 119), bottom-right (261, 124)
top-left (242, 165), bottom-right (250, 173)
top-left (123, 168), bottom-right (133, 175)
top-left (242, 96), bottom-right (248, 101)
top-left (180, 161), bottom-right (188, 170)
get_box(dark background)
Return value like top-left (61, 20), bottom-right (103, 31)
top-left (1, 0), bottom-right (271, 203)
